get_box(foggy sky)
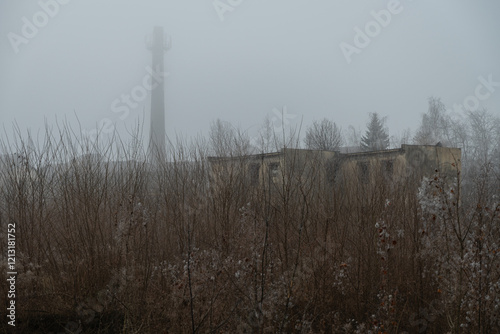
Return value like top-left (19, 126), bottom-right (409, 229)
top-left (1, 0), bottom-right (499, 151)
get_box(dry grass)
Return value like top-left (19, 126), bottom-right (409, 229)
top-left (0, 123), bottom-right (499, 333)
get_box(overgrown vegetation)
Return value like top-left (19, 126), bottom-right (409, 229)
top-left (0, 104), bottom-right (499, 333)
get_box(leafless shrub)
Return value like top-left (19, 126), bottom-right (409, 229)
top-left (0, 118), bottom-right (498, 333)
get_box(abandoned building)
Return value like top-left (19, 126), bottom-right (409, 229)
top-left (207, 144), bottom-right (462, 191)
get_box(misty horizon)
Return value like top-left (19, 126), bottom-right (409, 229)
top-left (1, 1), bottom-right (499, 152)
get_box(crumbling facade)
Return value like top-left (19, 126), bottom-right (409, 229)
top-left (208, 144), bottom-right (461, 191)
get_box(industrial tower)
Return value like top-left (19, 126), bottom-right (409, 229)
top-left (146, 26), bottom-right (170, 163)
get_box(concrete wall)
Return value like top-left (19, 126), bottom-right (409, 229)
top-left (207, 145), bottom-right (461, 190)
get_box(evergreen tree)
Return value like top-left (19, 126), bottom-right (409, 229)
top-left (360, 112), bottom-right (389, 151)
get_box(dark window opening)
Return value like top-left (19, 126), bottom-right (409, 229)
top-left (269, 162), bottom-right (279, 178)
top-left (357, 161), bottom-right (370, 184)
top-left (327, 159), bottom-right (342, 184)
top-left (382, 160), bottom-right (394, 180)
top-left (249, 163), bottom-right (260, 185)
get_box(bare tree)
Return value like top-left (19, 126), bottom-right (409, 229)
top-left (344, 124), bottom-right (362, 150)
top-left (466, 109), bottom-right (499, 165)
top-left (304, 118), bottom-right (343, 151)
top-left (413, 97), bottom-right (454, 145)
top-left (390, 127), bottom-right (412, 148)
top-left (255, 115), bottom-right (284, 154)
top-left (209, 119), bottom-right (251, 157)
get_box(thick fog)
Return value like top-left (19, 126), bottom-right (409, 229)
top-left (1, 0), bottom-right (499, 151)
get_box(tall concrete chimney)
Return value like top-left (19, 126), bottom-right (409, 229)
top-left (146, 26), bottom-right (170, 163)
